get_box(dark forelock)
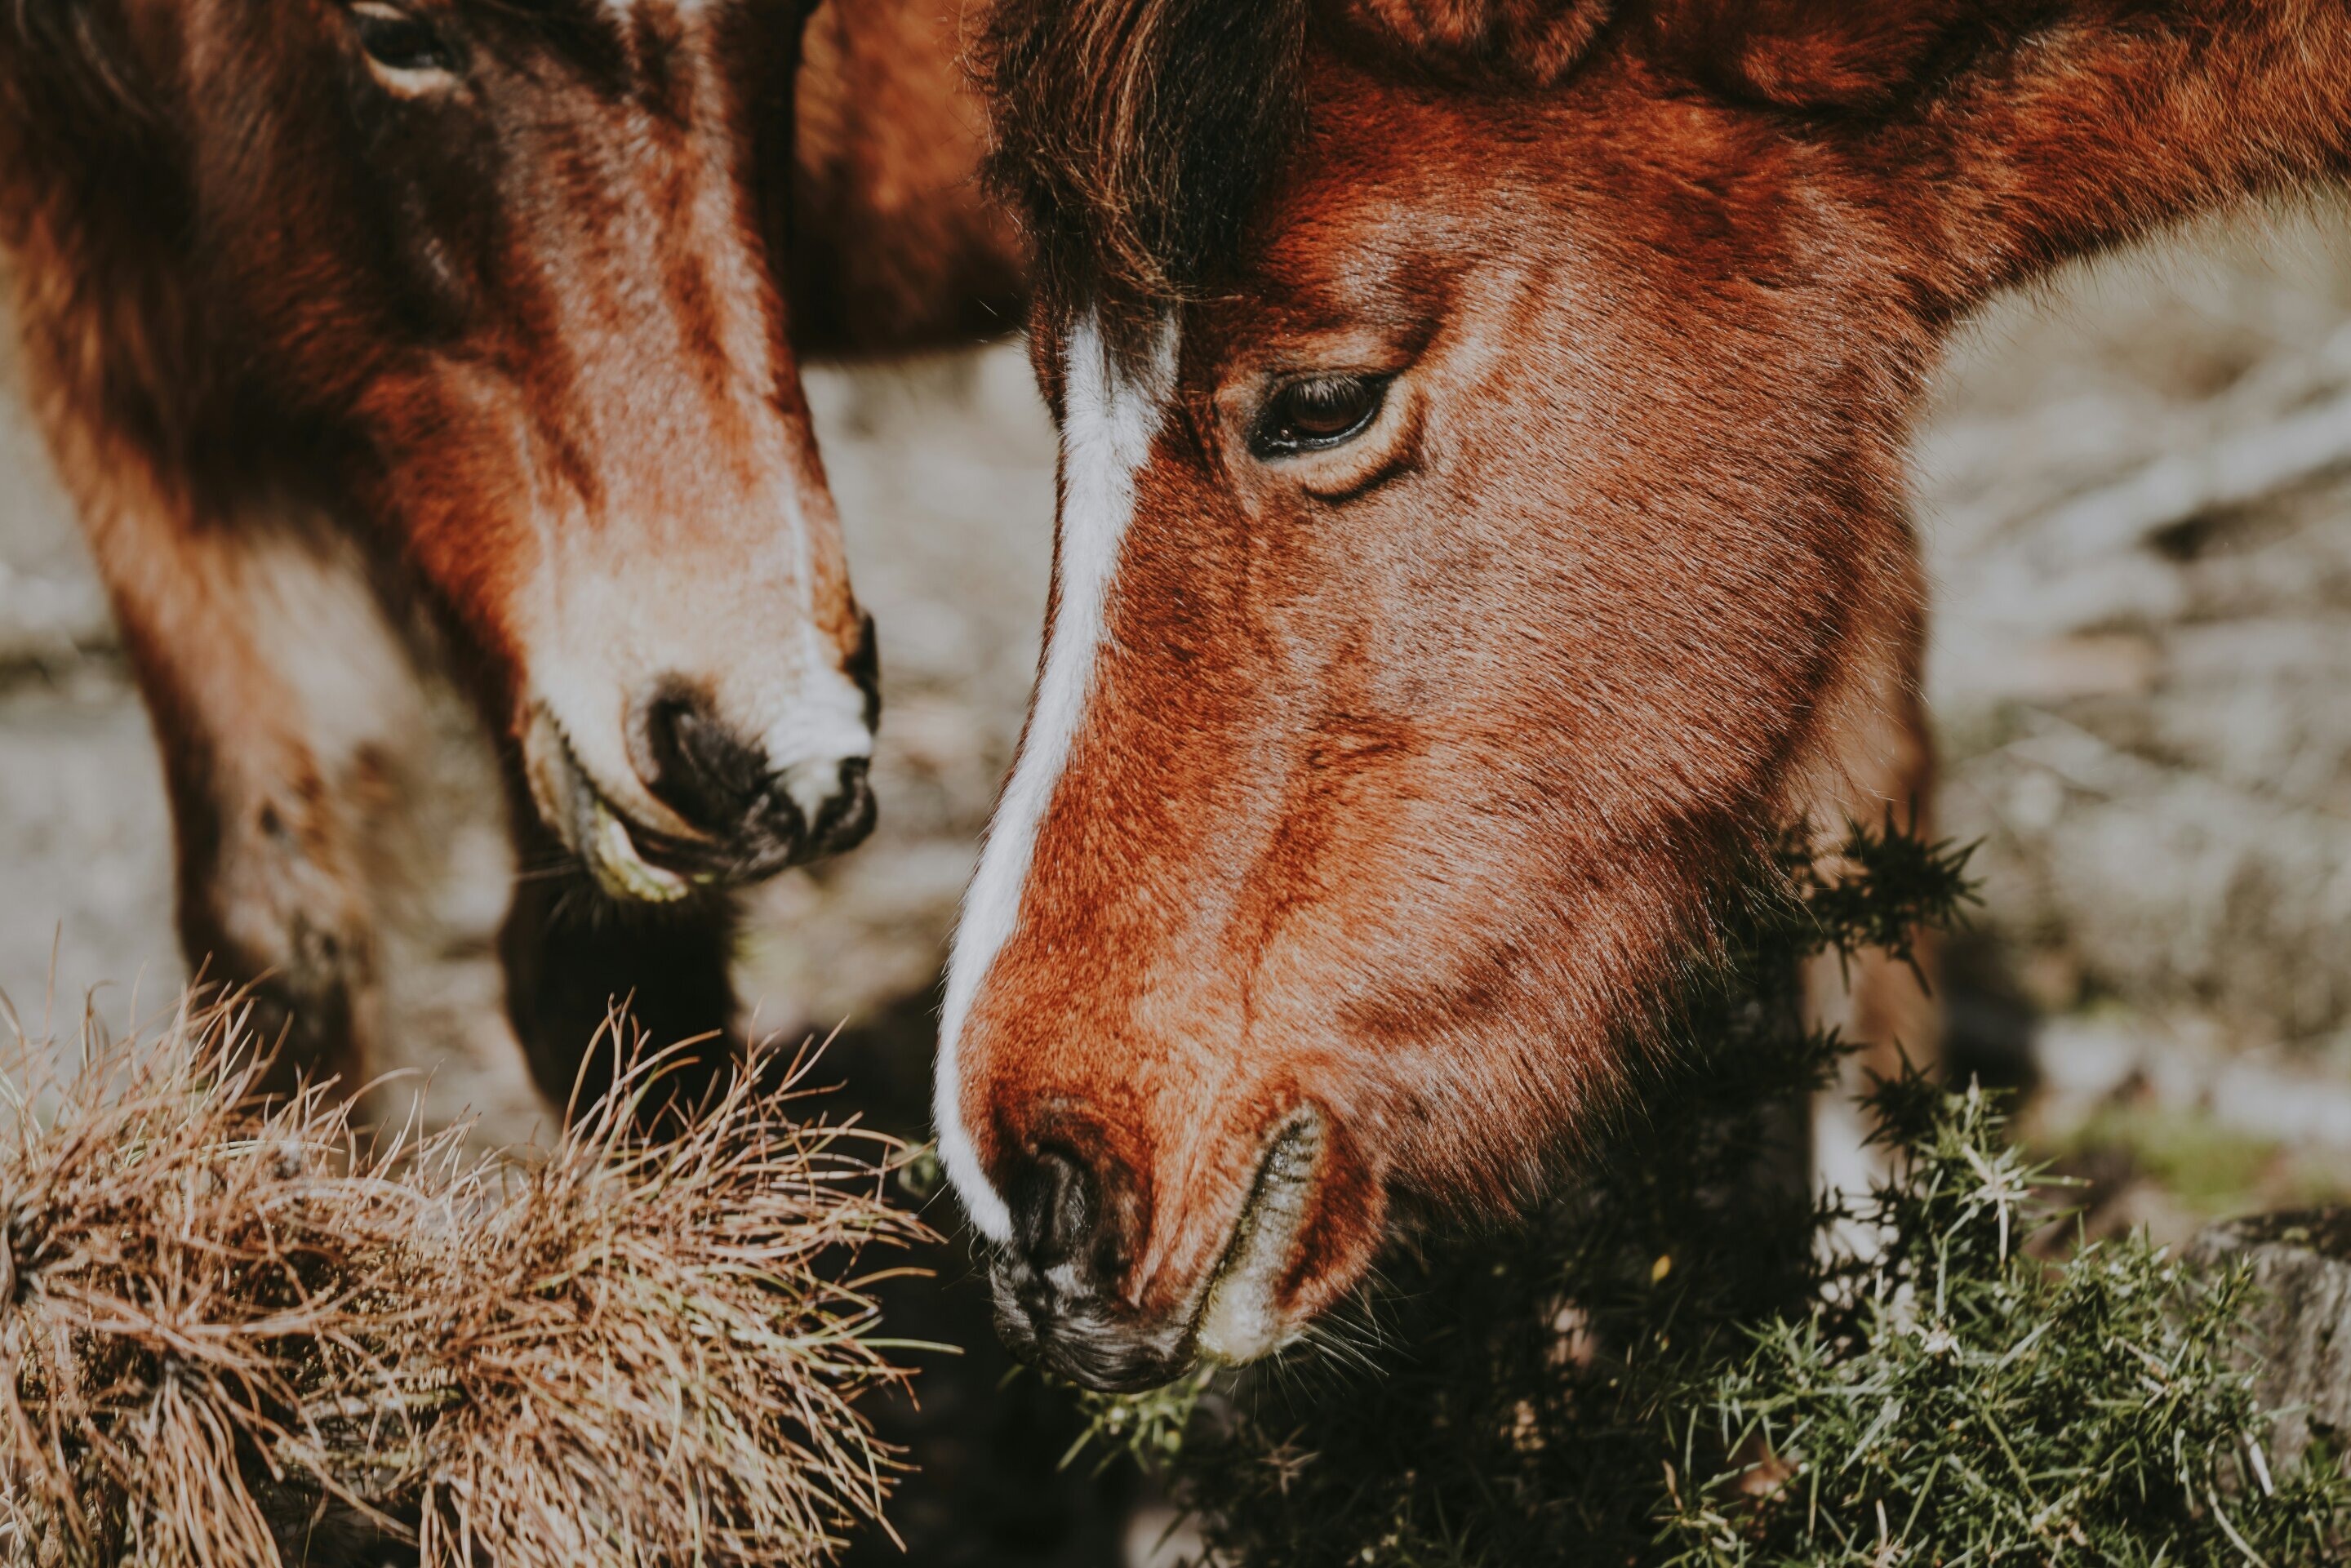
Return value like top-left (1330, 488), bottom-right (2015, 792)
top-left (979, 0), bottom-right (1309, 340)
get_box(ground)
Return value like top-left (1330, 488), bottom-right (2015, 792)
top-left (5, 200), bottom-right (2351, 1561)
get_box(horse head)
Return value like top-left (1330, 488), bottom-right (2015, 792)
top-left (944, 0), bottom-right (2351, 1388)
top-left (3, 0), bottom-right (877, 901)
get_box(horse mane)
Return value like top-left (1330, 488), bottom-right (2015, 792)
top-left (2, 0), bottom-right (198, 483)
top-left (977, 0), bottom-right (1310, 336)
top-left (2, 0), bottom-right (153, 137)
top-left (973, 0), bottom-right (2061, 348)
top-left (1, 0), bottom-right (171, 247)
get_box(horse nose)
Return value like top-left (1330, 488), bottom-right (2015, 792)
top-left (793, 753), bottom-right (876, 858)
top-left (989, 1146), bottom-right (1192, 1391)
top-left (637, 684), bottom-right (875, 863)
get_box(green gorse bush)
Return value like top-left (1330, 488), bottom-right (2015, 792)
top-left (1066, 823), bottom-right (2351, 1566)
top-left (1667, 1076), bottom-right (2343, 1566)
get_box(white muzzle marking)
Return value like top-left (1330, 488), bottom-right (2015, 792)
top-left (933, 312), bottom-right (1176, 1242)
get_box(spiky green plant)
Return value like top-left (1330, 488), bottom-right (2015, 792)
top-left (1657, 1074), bottom-right (2343, 1567)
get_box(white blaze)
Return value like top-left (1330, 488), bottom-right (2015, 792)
top-left (755, 463), bottom-right (874, 828)
top-left (934, 312), bottom-right (1176, 1242)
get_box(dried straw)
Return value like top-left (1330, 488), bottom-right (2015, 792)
top-left (0, 987), bottom-right (928, 1566)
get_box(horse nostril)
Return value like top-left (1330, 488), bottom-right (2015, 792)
top-left (1007, 1145), bottom-right (1123, 1297)
top-left (1029, 1149), bottom-right (1096, 1262)
top-left (638, 682), bottom-right (768, 837)
top-left (991, 1145), bottom-right (1198, 1390)
top-left (631, 682), bottom-right (873, 875)
top-left (802, 755), bottom-right (876, 858)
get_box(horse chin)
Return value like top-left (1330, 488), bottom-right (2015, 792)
top-left (1193, 1108), bottom-right (1326, 1367)
top-left (522, 705), bottom-right (700, 904)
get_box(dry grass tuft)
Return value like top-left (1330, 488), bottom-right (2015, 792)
top-left (0, 988), bottom-right (928, 1566)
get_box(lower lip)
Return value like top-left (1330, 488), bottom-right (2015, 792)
top-left (1193, 1116), bottom-right (1323, 1365)
top-left (530, 705), bottom-right (698, 903)
top-left (581, 784), bottom-right (691, 903)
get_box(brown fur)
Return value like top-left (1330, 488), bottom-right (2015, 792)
top-left (1, 0), bottom-right (1023, 1105)
top-left (1349, 0), bottom-right (1614, 85)
top-left (957, 0), bottom-right (2351, 1385)
top-left (794, 0), bottom-right (1027, 353)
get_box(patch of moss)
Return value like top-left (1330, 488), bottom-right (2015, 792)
top-left (2042, 1096), bottom-right (2351, 1230)
top-left (2059, 1101), bottom-right (2291, 1212)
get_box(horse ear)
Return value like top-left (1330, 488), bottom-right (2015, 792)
top-left (1646, 0), bottom-right (1992, 111)
top-left (1340, 0), bottom-right (1615, 89)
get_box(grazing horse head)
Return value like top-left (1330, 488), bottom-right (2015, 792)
top-left (944, 0), bottom-right (2351, 1388)
top-left (2, 0), bottom-right (877, 903)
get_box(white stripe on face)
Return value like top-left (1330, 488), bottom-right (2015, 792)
top-left (934, 311), bottom-right (1176, 1242)
top-left (607, 0), bottom-right (719, 17)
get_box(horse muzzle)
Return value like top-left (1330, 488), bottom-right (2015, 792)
top-left (522, 695), bottom-right (875, 903)
top-left (985, 1109), bottom-right (1339, 1393)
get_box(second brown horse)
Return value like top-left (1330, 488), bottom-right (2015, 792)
top-left (0, 0), bottom-right (1020, 1106)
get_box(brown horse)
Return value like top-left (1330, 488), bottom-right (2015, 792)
top-left (941, 0), bottom-right (2351, 1389)
top-left (0, 0), bottom-right (1019, 1106)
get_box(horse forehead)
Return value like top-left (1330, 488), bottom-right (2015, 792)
top-left (1246, 142), bottom-right (1549, 314)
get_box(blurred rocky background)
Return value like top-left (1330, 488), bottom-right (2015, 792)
top-left (1922, 202), bottom-right (2351, 1240)
top-left (6, 198), bottom-right (2351, 1558)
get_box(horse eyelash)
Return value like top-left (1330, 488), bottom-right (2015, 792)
top-left (1251, 374), bottom-right (1391, 460)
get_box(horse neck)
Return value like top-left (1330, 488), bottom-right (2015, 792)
top-left (1878, 0), bottom-right (2351, 317)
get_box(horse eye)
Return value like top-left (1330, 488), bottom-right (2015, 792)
top-left (1253, 375), bottom-right (1389, 458)
top-left (353, 6), bottom-right (456, 76)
